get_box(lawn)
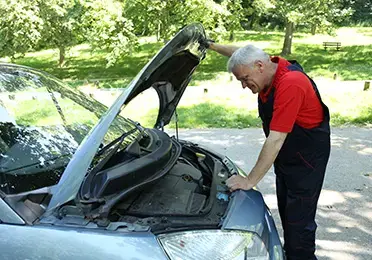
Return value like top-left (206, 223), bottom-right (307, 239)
top-left (90, 82), bottom-right (372, 129)
top-left (1, 27), bottom-right (372, 128)
top-left (3, 27), bottom-right (372, 86)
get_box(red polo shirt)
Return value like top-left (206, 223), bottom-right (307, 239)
top-left (259, 57), bottom-right (324, 133)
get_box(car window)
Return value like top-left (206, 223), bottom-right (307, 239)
top-left (0, 65), bottom-right (103, 194)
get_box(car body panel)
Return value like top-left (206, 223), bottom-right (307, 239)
top-left (0, 224), bottom-right (168, 260)
top-left (0, 198), bottom-right (25, 225)
top-left (222, 190), bottom-right (284, 260)
top-left (222, 190), bottom-right (266, 235)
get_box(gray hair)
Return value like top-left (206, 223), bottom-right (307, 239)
top-left (227, 45), bottom-right (270, 72)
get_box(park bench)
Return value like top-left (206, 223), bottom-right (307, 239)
top-left (323, 42), bottom-right (341, 51)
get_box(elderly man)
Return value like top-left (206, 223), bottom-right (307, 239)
top-left (205, 42), bottom-right (331, 260)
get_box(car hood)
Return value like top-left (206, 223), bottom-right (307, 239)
top-left (45, 23), bottom-right (207, 214)
top-left (124, 23), bottom-right (207, 129)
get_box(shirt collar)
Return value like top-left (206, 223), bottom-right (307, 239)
top-left (259, 56), bottom-right (290, 102)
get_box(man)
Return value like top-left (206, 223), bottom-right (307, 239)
top-left (204, 41), bottom-right (331, 260)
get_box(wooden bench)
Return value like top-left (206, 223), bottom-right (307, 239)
top-left (323, 42), bottom-right (341, 51)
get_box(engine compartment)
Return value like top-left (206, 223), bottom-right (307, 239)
top-left (107, 139), bottom-right (232, 232)
top-left (117, 161), bottom-right (207, 215)
top-left (32, 130), bottom-right (232, 232)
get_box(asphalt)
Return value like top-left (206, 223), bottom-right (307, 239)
top-left (170, 127), bottom-right (372, 260)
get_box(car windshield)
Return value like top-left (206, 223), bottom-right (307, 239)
top-left (0, 65), bottom-right (140, 194)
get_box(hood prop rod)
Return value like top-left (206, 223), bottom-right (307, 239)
top-left (175, 109), bottom-right (179, 141)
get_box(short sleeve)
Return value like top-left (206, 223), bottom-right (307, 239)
top-left (270, 75), bottom-right (306, 133)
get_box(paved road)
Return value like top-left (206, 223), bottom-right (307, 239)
top-left (170, 127), bottom-right (372, 260)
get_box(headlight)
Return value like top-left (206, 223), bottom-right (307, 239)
top-left (158, 230), bottom-right (269, 260)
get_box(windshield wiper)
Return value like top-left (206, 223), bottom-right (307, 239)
top-left (80, 122), bottom-right (143, 200)
top-left (92, 121), bottom-right (144, 172)
top-left (96, 121), bottom-right (143, 157)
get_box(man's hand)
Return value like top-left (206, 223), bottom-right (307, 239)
top-left (226, 175), bottom-right (255, 192)
top-left (198, 38), bottom-right (239, 57)
top-left (198, 38), bottom-right (215, 49)
top-left (226, 131), bottom-right (287, 193)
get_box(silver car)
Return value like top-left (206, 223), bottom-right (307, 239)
top-left (0, 24), bottom-right (284, 260)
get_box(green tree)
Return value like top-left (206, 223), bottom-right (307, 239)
top-left (82, 0), bottom-right (137, 67)
top-left (347, 0), bottom-right (372, 25)
top-left (38, 0), bottom-right (86, 67)
top-left (124, 0), bottom-right (183, 42)
top-left (273, 0), bottom-right (352, 56)
top-left (241, 0), bottom-right (275, 30)
top-left (221, 0), bottom-right (244, 41)
top-left (179, 0), bottom-right (231, 41)
top-left (0, 0), bottom-right (43, 60)
top-left (125, 0), bottom-right (235, 42)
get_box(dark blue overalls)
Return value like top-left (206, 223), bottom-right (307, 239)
top-left (258, 61), bottom-right (331, 259)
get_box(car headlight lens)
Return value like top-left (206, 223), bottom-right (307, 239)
top-left (158, 230), bottom-right (269, 260)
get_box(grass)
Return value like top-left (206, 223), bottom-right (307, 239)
top-left (2, 27), bottom-right (372, 128)
top-left (168, 103), bottom-right (261, 129)
top-left (324, 91), bottom-right (372, 127)
top-left (2, 27), bottom-right (371, 86)
top-left (108, 83), bottom-right (372, 129)
top-left (162, 91), bottom-right (372, 129)
top-left (126, 103), bottom-right (261, 129)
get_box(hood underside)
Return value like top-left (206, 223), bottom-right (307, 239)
top-left (124, 23), bottom-right (207, 128)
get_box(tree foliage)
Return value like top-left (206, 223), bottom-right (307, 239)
top-left (346, 0), bottom-right (372, 25)
top-left (82, 0), bottom-right (137, 67)
top-left (221, 0), bottom-right (244, 41)
top-left (0, 0), bottom-right (43, 59)
top-left (38, 0), bottom-right (86, 67)
top-left (0, 0), bottom-right (366, 66)
top-left (124, 0), bottom-right (234, 42)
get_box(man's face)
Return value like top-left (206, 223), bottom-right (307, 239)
top-left (232, 62), bottom-right (267, 94)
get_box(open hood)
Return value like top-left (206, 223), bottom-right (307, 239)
top-left (45, 24), bottom-right (207, 214)
top-left (124, 23), bottom-right (207, 129)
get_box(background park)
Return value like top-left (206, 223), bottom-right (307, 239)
top-left (1, 0), bottom-right (371, 129)
top-left (1, 1), bottom-right (372, 259)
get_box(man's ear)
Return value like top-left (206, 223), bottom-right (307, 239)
top-left (254, 60), bottom-right (264, 73)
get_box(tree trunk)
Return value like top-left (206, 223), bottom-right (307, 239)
top-left (59, 46), bottom-right (66, 67)
top-left (281, 22), bottom-right (294, 56)
top-left (248, 14), bottom-right (256, 29)
top-left (156, 22), bottom-right (161, 42)
top-left (229, 30), bottom-right (235, 41)
top-left (311, 24), bottom-right (316, 35)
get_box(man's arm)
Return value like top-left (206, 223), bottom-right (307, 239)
top-left (208, 42), bottom-right (240, 57)
top-left (226, 130), bottom-right (287, 191)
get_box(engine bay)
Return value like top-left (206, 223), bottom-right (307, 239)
top-left (111, 139), bottom-right (232, 232)
top-left (7, 129), bottom-right (232, 232)
top-left (117, 161), bottom-right (208, 215)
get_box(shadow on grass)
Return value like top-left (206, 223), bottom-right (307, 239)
top-left (15, 42), bottom-right (163, 82)
top-left (139, 102), bottom-right (372, 129)
top-left (265, 44), bottom-right (372, 80)
top-left (138, 103), bottom-right (261, 129)
top-left (192, 52), bottom-right (230, 81)
top-left (184, 43), bottom-right (372, 83)
top-left (233, 31), bottom-right (284, 42)
top-left (14, 35), bottom-right (372, 86)
top-left (168, 103), bottom-right (261, 129)
top-left (68, 78), bottom-right (133, 89)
